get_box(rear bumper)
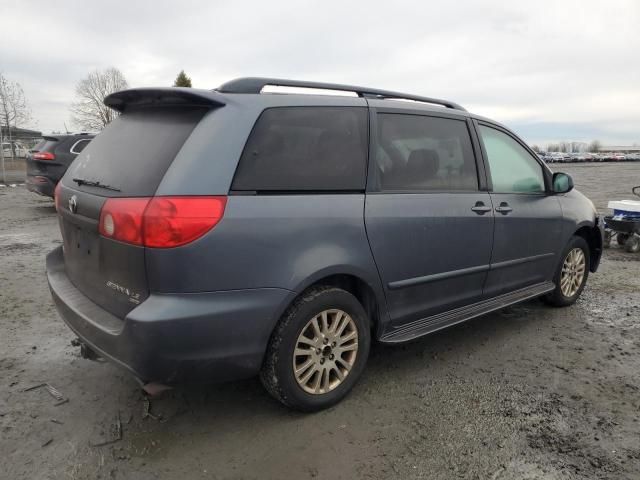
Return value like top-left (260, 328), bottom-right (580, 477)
top-left (26, 175), bottom-right (56, 197)
top-left (46, 246), bottom-right (294, 383)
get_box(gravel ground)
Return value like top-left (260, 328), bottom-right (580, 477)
top-left (1, 163), bottom-right (639, 480)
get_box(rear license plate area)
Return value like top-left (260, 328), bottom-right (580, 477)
top-left (65, 225), bottom-right (98, 262)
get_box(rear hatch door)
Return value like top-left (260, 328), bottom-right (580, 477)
top-left (57, 100), bottom-right (216, 319)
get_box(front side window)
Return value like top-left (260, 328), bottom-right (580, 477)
top-left (479, 125), bottom-right (545, 194)
top-left (375, 114), bottom-right (478, 191)
top-left (232, 107), bottom-right (368, 191)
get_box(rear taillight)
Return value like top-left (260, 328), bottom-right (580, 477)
top-left (99, 198), bottom-right (149, 245)
top-left (33, 151), bottom-right (56, 161)
top-left (54, 182), bottom-right (62, 211)
top-left (143, 196), bottom-right (227, 248)
top-left (99, 196), bottom-right (227, 248)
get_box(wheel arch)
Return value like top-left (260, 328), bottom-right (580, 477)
top-left (573, 224), bottom-right (603, 272)
top-left (288, 268), bottom-right (389, 338)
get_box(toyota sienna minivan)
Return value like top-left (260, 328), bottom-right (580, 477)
top-left (47, 78), bottom-right (603, 411)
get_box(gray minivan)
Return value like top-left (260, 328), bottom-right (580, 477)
top-left (47, 78), bottom-right (603, 411)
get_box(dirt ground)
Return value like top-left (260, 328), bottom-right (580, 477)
top-left (1, 163), bottom-right (639, 480)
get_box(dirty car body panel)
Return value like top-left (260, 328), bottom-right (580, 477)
top-left (46, 81), bottom-right (603, 387)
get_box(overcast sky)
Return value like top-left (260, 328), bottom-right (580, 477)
top-left (2, 0), bottom-right (639, 146)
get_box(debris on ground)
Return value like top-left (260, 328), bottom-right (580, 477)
top-left (23, 383), bottom-right (46, 392)
top-left (142, 396), bottom-right (161, 421)
top-left (45, 384), bottom-right (64, 401)
top-left (90, 412), bottom-right (122, 447)
top-left (24, 383), bottom-right (68, 405)
top-left (141, 395), bottom-right (168, 422)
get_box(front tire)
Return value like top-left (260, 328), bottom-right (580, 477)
top-left (543, 236), bottom-right (590, 307)
top-left (260, 286), bottom-right (371, 412)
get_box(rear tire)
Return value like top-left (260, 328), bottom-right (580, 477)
top-left (543, 236), bottom-right (590, 307)
top-left (260, 286), bottom-right (370, 412)
top-left (617, 233), bottom-right (629, 246)
top-left (625, 235), bottom-right (640, 253)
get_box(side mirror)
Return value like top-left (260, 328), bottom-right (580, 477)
top-left (552, 172), bottom-right (574, 193)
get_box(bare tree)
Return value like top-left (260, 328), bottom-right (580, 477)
top-left (0, 74), bottom-right (31, 147)
top-left (588, 140), bottom-right (602, 153)
top-left (70, 67), bottom-right (128, 131)
top-left (0, 73), bottom-right (31, 182)
top-left (531, 144), bottom-right (540, 153)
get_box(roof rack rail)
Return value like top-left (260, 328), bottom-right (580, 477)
top-left (216, 77), bottom-right (466, 111)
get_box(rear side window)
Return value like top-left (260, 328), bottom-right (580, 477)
top-left (232, 107), bottom-right (368, 191)
top-left (70, 139), bottom-right (91, 154)
top-left (375, 114), bottom-right (478, 191)
top-left (66, 107), bottom-right (206, 196)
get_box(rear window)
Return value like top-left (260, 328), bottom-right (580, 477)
top-left (66, 107), bottom-right (206, 196)
top-left (35, 138), bottom-right (59, 152)
top-left (232, 107), bottom-right (368, 192)
top-left (30, 139), bottom-right (46, 152)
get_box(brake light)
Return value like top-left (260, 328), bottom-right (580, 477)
top-left (33, 151), bottom-right (56, 161)
top-left (99, 196), bottom-right (227, 248)
top-left (54, 182), bottom-right (62, 211)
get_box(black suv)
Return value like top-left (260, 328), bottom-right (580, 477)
top-left (26, 133), bottom-right (95, 197)
top-left (47, 78), bottom-right (602, 411)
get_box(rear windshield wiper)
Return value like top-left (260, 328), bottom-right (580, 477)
top-left (72, 178), bottom-right (121, 192)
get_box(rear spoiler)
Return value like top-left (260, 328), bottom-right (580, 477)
top-left (104, 88), bottom-right (226, 112)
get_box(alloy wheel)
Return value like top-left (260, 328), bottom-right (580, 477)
top-left (560, 248), bottom-right (586, 297)
top-left (292, 309), bottom-right (359, 395)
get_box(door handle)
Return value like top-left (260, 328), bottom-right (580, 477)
top-left (495, 202), bottom-right (513, 214)
top-left (471, 201), bottom-right (492, 215)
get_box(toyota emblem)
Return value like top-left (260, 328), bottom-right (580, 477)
top-left (68, 195), bottom-right (78, 214)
